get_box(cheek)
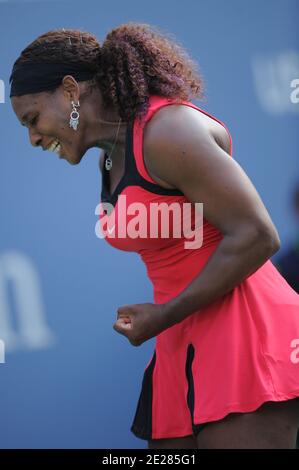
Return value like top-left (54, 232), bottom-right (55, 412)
top-left (39, 109), bottom-right (65, 136)
top-left (50, 108), bottom-right (82, 149)
top-left (47, 103), bottom-right (70, 137)
top-left (55, 115), bottom-right (73, 143)
top-left (58, 123), bottom-right (81, 149)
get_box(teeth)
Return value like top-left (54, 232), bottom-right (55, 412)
top-left (47, 139), bottom-right (61, 154)
top-left (54, 144), bottom-right (61, 155)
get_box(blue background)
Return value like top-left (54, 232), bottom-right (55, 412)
top-left (0, 0), bottom-right (298, 449)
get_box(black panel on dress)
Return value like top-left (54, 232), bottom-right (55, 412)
top-left (130, 351), bottom-right (156, 440)
top-left (185, 343), bottom-right (208, 436)
top-left (101, 120), bottom-right (184, 208)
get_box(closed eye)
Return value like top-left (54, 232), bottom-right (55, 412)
top-left (30, 116), bottom-right (38, 126)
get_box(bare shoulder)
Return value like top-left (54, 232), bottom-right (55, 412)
top-left (143, 104), bottom-right (231, 188)
top-left (143, 103), bottom-right (231, 154)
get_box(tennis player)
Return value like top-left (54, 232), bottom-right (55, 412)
top-left (10, 24), bottom-right (299, 449)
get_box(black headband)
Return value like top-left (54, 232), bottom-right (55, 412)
top-left (9, 61), bottom-right (96, 97)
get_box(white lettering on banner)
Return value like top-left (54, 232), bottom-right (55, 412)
top-left (0, 80), bottom-right (4, 104)
top-left (252, 50), bottom-right (299, 114)
top-left (0, 251), bottom-right (55, 352)
top-left (290, 78), bottom-right (299, 104)
top-left (0, 339), bottom-right (5, 363)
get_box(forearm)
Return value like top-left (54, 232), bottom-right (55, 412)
top-left (163, 228), bottom-right (280, 327)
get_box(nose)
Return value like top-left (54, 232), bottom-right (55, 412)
top-left (29, 128), bottom-right (43, 148)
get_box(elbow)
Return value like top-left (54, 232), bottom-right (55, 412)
top-left (224, 221), bottom-right (281, 263)
top-left (256, 224), bottom-right (281, 257)
top-left (270, 231), bottom-right (281, 255)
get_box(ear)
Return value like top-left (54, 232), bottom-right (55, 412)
top-left (61, 75), bottom-right (80, 103)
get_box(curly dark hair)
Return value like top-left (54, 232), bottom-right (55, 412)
top-left (11, 22), bottom-right (204, 121)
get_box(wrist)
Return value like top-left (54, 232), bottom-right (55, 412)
top-left (161, 297), bottom-right (186, 327)
top-left (158, 301), bottom-right (176, 329)
top-left (162, 293), bottom-right (201, 327)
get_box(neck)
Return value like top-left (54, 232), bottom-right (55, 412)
top-left (82, 87), bottom-right (128, 155)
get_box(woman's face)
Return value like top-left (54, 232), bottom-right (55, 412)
top-left (11, 84), bottom-right (88, 165)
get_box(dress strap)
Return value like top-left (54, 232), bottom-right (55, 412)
top-left (132, 95), bottom-right (233, 185)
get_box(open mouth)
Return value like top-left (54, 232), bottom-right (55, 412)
top-left (46, 139), bottom-right (62, 156)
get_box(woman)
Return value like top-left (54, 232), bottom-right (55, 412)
top-left (10, 23), bottom-right (299, 449)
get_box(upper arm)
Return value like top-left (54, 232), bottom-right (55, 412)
top-left (143, 105), bottom-right (279, 240)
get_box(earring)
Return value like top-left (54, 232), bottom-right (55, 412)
top-left (69, 100), bottom-right (80, 131)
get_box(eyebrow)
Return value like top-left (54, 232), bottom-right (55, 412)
top-left (20, 112), bottom-right (30, 126)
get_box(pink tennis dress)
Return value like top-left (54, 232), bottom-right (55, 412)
top-left (99, 95), bottom-right (299, 440)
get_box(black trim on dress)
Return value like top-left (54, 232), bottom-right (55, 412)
top-left (185, 343), bottom-right (208, 436)
top-left (101, 120), bottom-right (184, 208)
top-left (130, 351), bottom-right (156, 440)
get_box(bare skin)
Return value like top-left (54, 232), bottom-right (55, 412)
top-left (11, 76), bottom-right (128, 167)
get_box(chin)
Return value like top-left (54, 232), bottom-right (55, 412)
top-left (64, 156), bottom-right (79, 165)
top-left (61, 151), bottom-right (81, 165)
top-left (62, 145), bottom-right (87, 165)
top-left (75, 148), bottom-right (87, 164)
